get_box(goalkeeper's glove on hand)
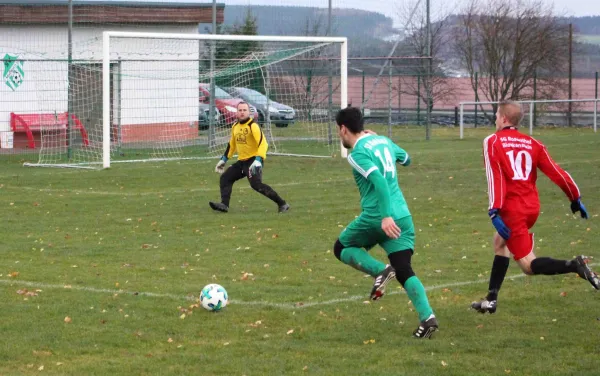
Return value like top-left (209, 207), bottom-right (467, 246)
top-left (249, 156), bottom-right (263, 177)
top-left (489, 209), bottom-right (511, 240)
top-left (215, 157), bottom-right (227, 174)
top-left (571, 198), bottom-right (588, 219)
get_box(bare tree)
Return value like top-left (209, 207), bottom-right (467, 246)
top-left (286, 14), bottom-right (340, 120)
top-left (395, 1), bottom-right (456, 111)
top-left (454, 0), bottom-right (570, 118)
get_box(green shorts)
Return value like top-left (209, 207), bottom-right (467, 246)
top-left (339, 215), bottom-right (415, 255)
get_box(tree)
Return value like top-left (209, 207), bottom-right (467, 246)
top-left (287, 14), bottom-right (339, 121)
top-left (395, 1), bottom-right (455, 112)
top-left (201, 9), bottom-right (262, 89)
top-left (454, 0), bottom-right (571, 119)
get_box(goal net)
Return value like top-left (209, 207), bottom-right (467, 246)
top-left (459, 99), bottom-right (600, 139)
top-left (25, 32), bottom-right (347, 168)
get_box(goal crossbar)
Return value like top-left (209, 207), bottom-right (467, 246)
top-left (102, 31), bottom-right (349, 168)
top-left (459, 98), bottom-right (600, 139)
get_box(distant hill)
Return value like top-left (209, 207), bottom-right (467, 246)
top-left (215, 6), bottom-right (600, 72)
top-left (563, 16), bottom-right (600, 35)
top-left (222, 5), bottom-right (396, 40)
top-left (219, 5), bottom-right (398, 57)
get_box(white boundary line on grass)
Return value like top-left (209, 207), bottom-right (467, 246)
top-left (3, 178), bottom-right (353, 197)
top-left (0, 273), bottom-right (529, 310)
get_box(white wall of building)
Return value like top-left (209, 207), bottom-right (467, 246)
top-left (0, 24), bottom-right (199, 138)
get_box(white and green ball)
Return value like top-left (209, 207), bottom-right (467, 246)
top-left (200, 284), bottom-right (228, 312)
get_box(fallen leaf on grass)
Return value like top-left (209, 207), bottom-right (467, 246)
top-left (32, 350), bottom-right (52, 356)
top-left (286, 329), bottom-right (294, 335)
top-left (363, 339), bottom-right (376, 344)
top-left (64, 316), bottom-right (72, 324)
top-left (441, 361), bottom-right (448, 367)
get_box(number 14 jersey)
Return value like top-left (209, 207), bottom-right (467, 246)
top-left (347, 134), bottom-right (411, 220)
top-left (483, 128), bottom-right (580, 214)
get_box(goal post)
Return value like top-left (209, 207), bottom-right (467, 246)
top-left (97, 31), bottom-right (348, 169)
top-left (459, 98), bottom-right (600, 139)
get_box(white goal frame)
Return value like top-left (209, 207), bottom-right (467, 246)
top-left (102, 31), bottom-right (348, 168)
top-left (459, 98), bottom-right (600, 139)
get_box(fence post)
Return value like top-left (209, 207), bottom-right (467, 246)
top-left (595, 71), bottom-right (598, 100)
top-left (533, 72), bottom-right (537, 127)
top-left (417, 74), bottom-right (421, 126)
top-left (474, 72), bottom-right (479, 128)
top-left (594, 72), bottom-right (598, 133)
top-left (361, 70), bottom-right (365, 116)
top-left (454, 106), bottom-right (458, 127)
top-left (459, 104), bottom-right (464, 139)
top-left (529, 101), bottom-right (534, 135)
top-left (388, 60), bottom-right (392, 138)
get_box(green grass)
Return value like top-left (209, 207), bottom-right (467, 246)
top-left (1, 126), bottom-right (599, 375)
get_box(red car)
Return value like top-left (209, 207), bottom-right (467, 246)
top-left (199, 83), bottom-right (258, 125)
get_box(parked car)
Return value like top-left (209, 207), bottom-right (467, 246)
top-left (199, 83), bottom-right (258, 125)
top-left (223, 87), bottom-right (296, 128)
top-left (198, 102), bottom-right (221, 130)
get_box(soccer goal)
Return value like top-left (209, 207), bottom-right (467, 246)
top-left (458, 98), bottom-right (600, 139)
top-left (26, 31), bottom-right (348, 169)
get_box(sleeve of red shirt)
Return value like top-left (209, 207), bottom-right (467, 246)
top-left (483, 134), bottom-right (506, 210)
top-left (534, 140), bottom-right (580, 201)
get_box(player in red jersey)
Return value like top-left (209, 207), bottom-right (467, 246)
top-left (472, 101), bottom-right (599, 314)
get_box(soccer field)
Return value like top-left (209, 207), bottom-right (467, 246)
top-left (0, 126), bottom-right (599, 375)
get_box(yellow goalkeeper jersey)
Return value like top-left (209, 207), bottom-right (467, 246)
top-left (223, 118), bottom-right (268, 161)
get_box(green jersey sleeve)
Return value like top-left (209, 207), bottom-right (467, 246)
top-left (366, 169), bottom-right (392, 218)
top-left (392, 142), bottom-right (411, 166)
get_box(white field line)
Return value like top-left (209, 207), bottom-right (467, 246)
top-left (2, 178), bottom-right (353, 196)
top-left (0, 273), bottom-right (527, 310)
top-left (1, 264), bottom-right (596, 310)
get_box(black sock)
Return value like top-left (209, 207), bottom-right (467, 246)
top-left (486, 255), bottom-right (510, 301)
top-left (531, 257), bottom-right (577, 275)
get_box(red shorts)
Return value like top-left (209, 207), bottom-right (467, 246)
top-left (502, 211), bottom-right (539, 261)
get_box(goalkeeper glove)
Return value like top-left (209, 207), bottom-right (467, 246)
top-left (249, 156), bottom-right (263, 177)
top-left (215, 156), bottom-right (227, 174)
top-left (489, 209), bottom-right (511, 240)
top-left (571, 198), bottom-right (588, 219)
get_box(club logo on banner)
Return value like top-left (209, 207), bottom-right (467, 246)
top-left (3, 54), bottom-right (24, 91)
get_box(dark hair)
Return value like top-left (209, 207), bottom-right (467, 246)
top-left (237, 101), bottom-right (250, 109)
top-left (335, 106), bottom-right (364, 133)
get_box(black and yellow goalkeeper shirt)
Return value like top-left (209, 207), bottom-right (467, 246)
top-left (223, 118), bottom-right (268, 161)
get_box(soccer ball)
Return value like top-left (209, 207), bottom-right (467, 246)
top-left (200, 283), bottom-right (228, 312)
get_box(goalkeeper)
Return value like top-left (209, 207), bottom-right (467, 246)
top-left (209, 102), bottom-right (290, 213)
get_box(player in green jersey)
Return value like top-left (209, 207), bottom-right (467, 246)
top-left (333, 107), bottom-right (438, 339)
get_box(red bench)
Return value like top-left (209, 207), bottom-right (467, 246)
top-left (10, 112), bottom-right (90, 149)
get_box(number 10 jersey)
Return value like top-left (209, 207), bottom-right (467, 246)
top-left (483, 128), bottom-right (580, 214)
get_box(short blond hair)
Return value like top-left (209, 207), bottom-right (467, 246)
top-left (498, 101), bottom-right (523, 126)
